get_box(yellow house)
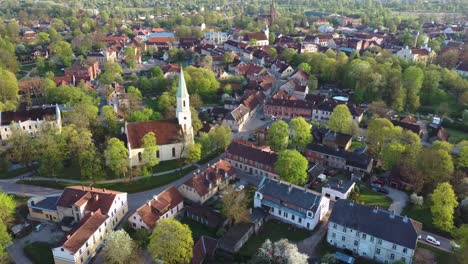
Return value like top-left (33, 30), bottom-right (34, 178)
top-left (28, 196), bottom-right (60, 222)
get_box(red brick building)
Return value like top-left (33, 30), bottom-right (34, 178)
top-left (64, 60), bottom-right (99, 82)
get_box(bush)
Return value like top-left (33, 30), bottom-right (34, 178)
top-left (410, 193), bottom-right (424, 206)
top-left (443, 119), bottom-right (468, 132)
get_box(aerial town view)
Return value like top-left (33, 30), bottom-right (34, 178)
top-left (0, 0), bottom-right (467, 263)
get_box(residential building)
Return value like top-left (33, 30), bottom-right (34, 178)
top-left (395, 46), bottom-right (436, 64)
top-left (391, 116), bottom-right (422, 137)
top-left (178, 160), bottom-right (235, 204)
top-left (327, 200), bottom-right (420, 264)
top-left (191, 236), bottom-right (218, 264)
top-left (87, 49), bottom-right (117, 64)
top-left (185, 204), bottom-right (228, 229)
top-left (64, 60), bottom-right (100, 82)
top-left (321, 178), bottom-right (356, 201)
top-left (124, 68), bottom-right (193, 165)
top-left (304, 143), bottom-right (373, 173)
top-left (223, 104), bottom-right (250, 132)
top-left (27, 186), bottom-right (128, 264)
top-left (243, 30), bottom-right (269, 46)
top-left (225, 141), bottom-right (279, 179)
top-left (455, 62), bottom-right (468, 77)
top-left (254, 177), bottom-right (330, 230)
top-left (0, 104), bottom-right (62, 142)
top-left (203, 32), bottom-right (228, 45)
top-left (128, 186), bottom-right (183, 230)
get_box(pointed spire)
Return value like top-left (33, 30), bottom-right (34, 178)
top-left (177, 67), bottom-right (189, 98)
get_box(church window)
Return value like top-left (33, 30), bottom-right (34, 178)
top-left (183, 100), bottom-right (186, 107)
top-left (156, 151), bottom-right (160, 158)
top-left (138, 152), bottom-right (142, 162)
top-left (172, 148), bottom-right (176, 157)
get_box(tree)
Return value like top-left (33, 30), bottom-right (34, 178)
top-left (0, 193), bottom-right (15, 225)
top-left (183, 66), bottom-right (220, 101)
top-left (79, 146), bottom-right (104, 183)
top-left (148, 218), bottom-right (193, 264)
top-left (210, 124), bottom-right (232, 151)
top-left (252, 239), bottom-right (308, 264)
top-left (141, 132), bottom-right (159, 173)
top-left (437, 50), bottom-right (459, 69)
top-left (8, 126), bottom-right (37, 171)
top-left (321, 253), bottom-right (337, 264)
top-left (282, 48), bottom-right (297, 63)
top-left (36, 128), bottom-right (66, 178)
top-left (290, 117), bottom-right (312, 148)
top-left (124, 47), bottom-right (137, 68)
top-left (221, 186), bottom-right (250, 225)
top-left (381, 142), bottom-right (406, 170)
top-left (366, 118), bottom-right (394, 155)
top-left (101, 105), bottom-right (118, 132)
top-left (0, 68), bottom-right (18, 111)
top-left (275, 150), bottom-right (308, 185)
top-left (148, 66), bottom-right (163, 79)
top-left (0, 221), bottom-right (11, 263)
top-left (186, 143), bottom-right (201, 163)
top-left (418, 148), bottom-right (454, 187)
top-left (453, 224), bottom-right (468, 263)
top-left (49, 41), bottom-right (74, 66)
top-left (191, 107), bottom-right (202, 133)
top-left (105, 138), bottom-right (128, 178)
top-left (223, 52), bottom-right (236, 66)
top-left (431, 182), bottom-right (458, 232)
top-left (328, 104), bottom-right (352, 134)
top-left (103, 230), bottom-right (136, 264)
top-left (457, 146), bottom-right (468, 169)
top-left (36, 32), bottom-right (50, 45)
top-left (402, 66), bottom-right (424, 112)
top-left (268, 120), bottom-right (289, 151)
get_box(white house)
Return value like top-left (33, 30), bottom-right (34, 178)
top-left (254, 177), bottom-right (330, 230)
top-left (48, 186), bottom-right (128, 264)
top-left (321, 178), bottom-right (356, 201)
top-left (128, 186), bottom-right (184, 230)
top-left (327, 200), bottom-right (419, 264)
top-left (0, 104), bottom-right (62, 142)
top-left (124, 68), bottom-right (193, 166)
top-left (203, 32), bottom-right (228, 45)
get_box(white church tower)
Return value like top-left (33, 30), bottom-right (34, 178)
top-left (176, 68), bottom-right (194, 142)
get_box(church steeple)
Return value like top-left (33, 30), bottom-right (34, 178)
top-left (176, 68), bottom-right (193, 141)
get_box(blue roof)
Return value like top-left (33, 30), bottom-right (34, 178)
top-left (149, 32), bottom-right (174, 38)
top-left (335, 252), bottom-right (355, 264)
top-left (32, 196), bottom-right (60, 211)
top-left (339, 47), bottom-right (355, 53)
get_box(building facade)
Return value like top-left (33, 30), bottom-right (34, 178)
top-left (254, 177), bottom-right (330, 230)
top-left (327, 200), bottom-right (419, 264)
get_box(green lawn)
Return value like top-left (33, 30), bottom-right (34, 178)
top-left (417, 242), bottom-right (457, 264)
top-left (348, 141), bottom-right (367, 152)
top-left (0, 167), bottom-right (30, 179)
top-left (17, 166), bottom-right (197, 193)
top-left (356, 185), bottom-right (392, 209)
top-left (237, 220), bottom-right (311, 258)
top-left (24, 242), bottom-right (54, 264)
top-left (446, 128), bottom-right (468, 144)
top-left (180, 216), bottom-right (218, 240)
top-left (197, 150), bottom-right (223, 165)
top-left (401, 203), bottom-right (452, 237)
top-left (152, 160), bottom-right (186, 174)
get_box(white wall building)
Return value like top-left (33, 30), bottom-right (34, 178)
top-left (327, 200), bottom-right (419, 264)
top-left (321, 178), bottom-right (356, 201)
top-left (254, 177), bottom-right (330, 230)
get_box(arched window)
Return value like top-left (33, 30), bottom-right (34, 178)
top-left (172, 147), bottom-right (176, 157)
top-left (183, 100), bottom-right (186, 107)
top-left (138, 152), bottom-right (142, 162)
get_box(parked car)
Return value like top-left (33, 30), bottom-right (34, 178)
top-left (34, 223), bottom-right (45, 232)
top-left (260, 117), bottom-right (266, 121)
top-left (426, 235), bottom-right (441, 246)
top-left (371, 183), bottom-right (382, 189)
top-left (372, 179), bottom-right (385, 186)
top-left (235, 185), bottom-right (245, 191)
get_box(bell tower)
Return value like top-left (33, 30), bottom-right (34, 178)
top-left (176, 68), bottom-right (193, 141)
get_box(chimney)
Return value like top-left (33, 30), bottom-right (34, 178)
top-left (288, 184), bottom-right (293, 193)
top-left (146, 200), bottom-right (151, 206)
top-left (403, 216), bottom-right (409, 223)
top-left (94, 194), bottom-right (99, 201)
top-left (102, 188), bottom-right (106, 192)
top-left (90, 186), bottom-right (93, 190)
top-left (90, 211), bottom-right (94, 216)
top-left (372, 206), bottom-right (378, 214)
top-left (67, 235), bottom-right (71, 239)
top-left (153, 195), bottom-right (158, 201)
top-left (389, 210), bottom-right (395, 219)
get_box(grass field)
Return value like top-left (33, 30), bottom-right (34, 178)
top-left (401, 203), bottom-right (452, 237)
top-left (446, 128), bottom-right (468, 144)
top-left (17, 166), bottom-right (196, 193)
top-left (356, 185), bottom-right (392, 209)
top-left (417, 242), bottom-right (457, 264)
top-left (24, 242), bottom-right (54, 264)
top-left (237, 220), bottom-right (311, 258)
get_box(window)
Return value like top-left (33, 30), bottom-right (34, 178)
top-left (362, 234), bottom-right (367, 239)
top-left (378, 239), bottom-right (382, 245)
top-left (390, 254), bottom-right (395, 260)
top-left (341, 236), bottom-right (345, 241)
top-left (403, 248), bottom-right (407, 254)
top-left (61, 248), bottom-right (64, 252)
top-left (292, 215), bottom-right (295, 221)
top-left (343, 227), bottom-right (347, 232)
top-left (332, 233), bottom-right (336, 238)
top-left (138, 152), bottom-right (142, 162)
top-left (354, 240), bottom-right (358, 246)
top-left (333, 223), bottom-right (337, 229)
top-left (283, 212), bottom-right (288, 217)
top-left (85, 242), bottom-right (88, 248)
top-left (278, 209), bottom-right (282, 215)
top-left (156, 151), bottom-right (160, 158)
top-left (183, 100), bottom-right (186, 107)
top-left (370, 237), bottom-right (374, 242)
top-left (401, 257), bottom-right (406, 262)
top-left (298, 218), bottom-right (302, 223)
top-left (307, 212), bottom-right (312, 218)
top-left (376, 248), bottom-right (380, 255)
top-left (172, 147), bottom-right (176, 157)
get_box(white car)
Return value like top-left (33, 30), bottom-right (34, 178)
top-left (426, 235), bottom-right (441, 246)
top-left (235, 185), bottom-right (245, 191)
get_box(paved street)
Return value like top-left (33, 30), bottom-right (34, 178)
top-left (418, 231), bottom-right (453, 252)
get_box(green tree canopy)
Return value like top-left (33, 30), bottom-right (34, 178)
top-left (148, 218), bottom-right (193, 264)
top-left (327, 104), bottom-right (352, 134)
top-left (268, 120), bottom-right (289, 152)
top-left (431, 182), bottom-right (458, 232)
top-left (105, 138), bottom-right (128, 178)
top-left (275, 150), bottom-right (308, 185)
top-left (0, 68), bottom-right (18, 111)
top-left (141, 132), bottom-right (160, 174)
top-left (186, 143), bottom-right (202, 163)
top-left (289, 117), bottom-right (312, 148)
top-left (49, 40), bottom-right (74, 66)
top-left (104, 230), bottom-right (137, 264)
top-left (221, 185), bottom-right (250, 225)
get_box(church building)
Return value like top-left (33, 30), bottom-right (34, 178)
top-left (124, 68), bottom-right (193, 166)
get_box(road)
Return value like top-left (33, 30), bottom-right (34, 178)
top-left (386, 187), bottom-right (408, 215)
top-left (418, 231), bottom-right (453, 252)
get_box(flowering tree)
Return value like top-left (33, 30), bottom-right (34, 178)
top-left (252, 239), bottom-right (308, 264)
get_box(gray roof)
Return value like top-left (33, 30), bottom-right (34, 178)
top-left (329, 200), bottom-right (419, 250)
top-left (32, 195), bottom-right (60, 211)
top-left (257, 177), bottom-right (323, 212)
top-left (322, 178), bottom-right (355, 193)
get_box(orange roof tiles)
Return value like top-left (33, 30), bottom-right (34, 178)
top-left (126, 119), bottom-right (183, 148)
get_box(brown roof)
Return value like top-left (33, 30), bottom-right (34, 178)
top-left (182, 160), bottom-right (235, 197)
top-left (61, 210), bottom-right (108, 254)
top-left (245, 32), bottom-right (268, 41)
top-left (411, 48), bottom-right (430, 55)
top-left (126, 119), bottom-right (182, 148)
top-left (135, 186), bottom-right (183, 229)
top-left (147, 36), bottom-right (173, 44)
top-left (226, 141), bottom-right (278, 168)
top-left (1, 105), bottom-right (57, 125)
top-left (56, 186), bottom-right (123, 215)
top-left (18, 78), bottom-right (44, 94)
top-left (191, 236), bottom-right (218, 264)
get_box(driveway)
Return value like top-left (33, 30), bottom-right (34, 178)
top-left (296, 209), bottom-right (332, 258)
top-left (386, 187), bottom-right (408, 215)
top-left (7, 222), bottom-right (64, 264)
top-left (418, 231), bottom-right (453, 252)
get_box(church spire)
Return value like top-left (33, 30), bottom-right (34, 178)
top-left (177, 68), bottom-right (189, 98)
top-left (176, 67), bottom-right (193, 141)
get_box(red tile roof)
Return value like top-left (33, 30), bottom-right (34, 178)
top-left (182, 160), bottom-right (235, 197)
top-left (135, 186), bottom-right (183, 229)
top-left (191, 236), bottom-right (218, 264)
top-left (56, 186), bottom-right (123, 215)
top-left (126, 119), bottom-right (183, 148)
top-left (61, 210), bottom-right (108, 254)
